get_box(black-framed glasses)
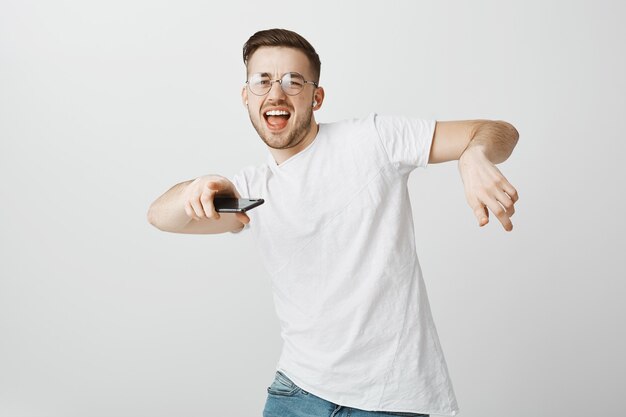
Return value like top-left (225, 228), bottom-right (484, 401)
top-left (246, 72), bottom-right (318, 96)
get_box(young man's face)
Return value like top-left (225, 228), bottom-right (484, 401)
top-left (242, 47), bottom-right (323, 150)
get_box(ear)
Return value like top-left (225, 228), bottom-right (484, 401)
top-left (312, 86), bottom-right (325, 111)
top-left (241, 86), bottom-right (248, 107)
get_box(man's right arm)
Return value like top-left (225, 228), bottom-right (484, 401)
top-left (147, 175), bottom-right (249, 234)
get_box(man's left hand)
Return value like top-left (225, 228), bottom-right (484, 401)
top-left (457, 147), bottom-right (519, 232)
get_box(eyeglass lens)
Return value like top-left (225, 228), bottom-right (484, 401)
top-left (248, 73), bottom-right (306, 96)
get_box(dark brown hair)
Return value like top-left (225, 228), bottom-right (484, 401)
top-left (243, 28), bottom-right (321, 82)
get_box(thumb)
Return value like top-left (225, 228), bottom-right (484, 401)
top-left (235, 212), bottom-right (250, 225)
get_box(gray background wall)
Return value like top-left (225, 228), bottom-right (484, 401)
top-left (1, 1), bottom-right (624, 416)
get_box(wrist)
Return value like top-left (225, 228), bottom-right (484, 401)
top-left (459, 144), bottom-right (488, 164)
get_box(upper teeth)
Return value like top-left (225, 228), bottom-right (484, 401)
top-left (266, 110), bottom-right (290, 116)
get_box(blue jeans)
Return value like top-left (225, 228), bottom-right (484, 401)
top-left (263, 370), bottom-right (430, 417)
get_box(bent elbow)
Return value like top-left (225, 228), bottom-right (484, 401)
top-left (509, 123), bottom-right (520, 144)
top-left (496, 120), bottom-right (520, 144)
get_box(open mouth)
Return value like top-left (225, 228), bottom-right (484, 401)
top-left (263, 109), bottom-right (291, 131)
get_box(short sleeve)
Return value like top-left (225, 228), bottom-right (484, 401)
top-left (229, 170), bottom-right (251, 234)
top-left (373, 114), bottom-right (436, 172)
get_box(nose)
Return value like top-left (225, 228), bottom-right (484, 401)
top-left (267, 79), bottom-right (287, 101)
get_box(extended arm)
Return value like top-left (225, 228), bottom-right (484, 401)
top-left (147, 175), bottom-right (249, 234)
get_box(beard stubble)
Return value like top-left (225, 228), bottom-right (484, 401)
top-left (249, 105), bottom-right (314, 150)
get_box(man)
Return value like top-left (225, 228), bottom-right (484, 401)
top-left (147, 28), bottom-right (519, 417)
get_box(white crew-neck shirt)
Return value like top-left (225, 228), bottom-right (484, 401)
top-left (231, 113), bottom-right (459, 416)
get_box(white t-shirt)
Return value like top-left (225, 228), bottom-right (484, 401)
top-left (231, 113), bottom-right (459, 416)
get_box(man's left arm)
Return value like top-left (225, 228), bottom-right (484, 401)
top-left (428, 120), bottom-right (520, 232)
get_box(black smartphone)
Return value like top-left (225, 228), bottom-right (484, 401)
top-left (213, 197), bottom-right (264, 213)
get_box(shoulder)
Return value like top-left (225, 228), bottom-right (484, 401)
top-left (323, 113), bottom-right (377, 128)
top-left (319, 113), bottom-right (381, 139)
top-left (323, 113), bottom-right (433, 133)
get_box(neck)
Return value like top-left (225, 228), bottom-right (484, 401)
top-left (269, 121), bottom-right (319, 165)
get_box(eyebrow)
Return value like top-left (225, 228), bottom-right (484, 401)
top-left (249, 71), bottom-right (304, 78)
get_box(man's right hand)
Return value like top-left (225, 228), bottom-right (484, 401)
top-left (183, 175), bottom-right (250, 226)
top-left (147, 174), bottom-right (249, 234)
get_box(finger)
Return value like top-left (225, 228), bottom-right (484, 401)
top-left (206, 179), bottom-right (227, 194)
top-left (205, 180), bottom-right (230, 202)
top-left (501, 182), bottom-right (519, 203)
top-left (189, 196), bottom-right (206, 220)
top-left (485, 197), bottom-right (513, 232)
top-left (473, 202), bottom-right (489, 226)
top-left (184, 201), bottom-right (200, 221)
top-left (235, 212), bottom-right (250, 224)
top-left (200, 189), bottom-right (220, 219)
top-left (495, 189), bottom-right (516, 218)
